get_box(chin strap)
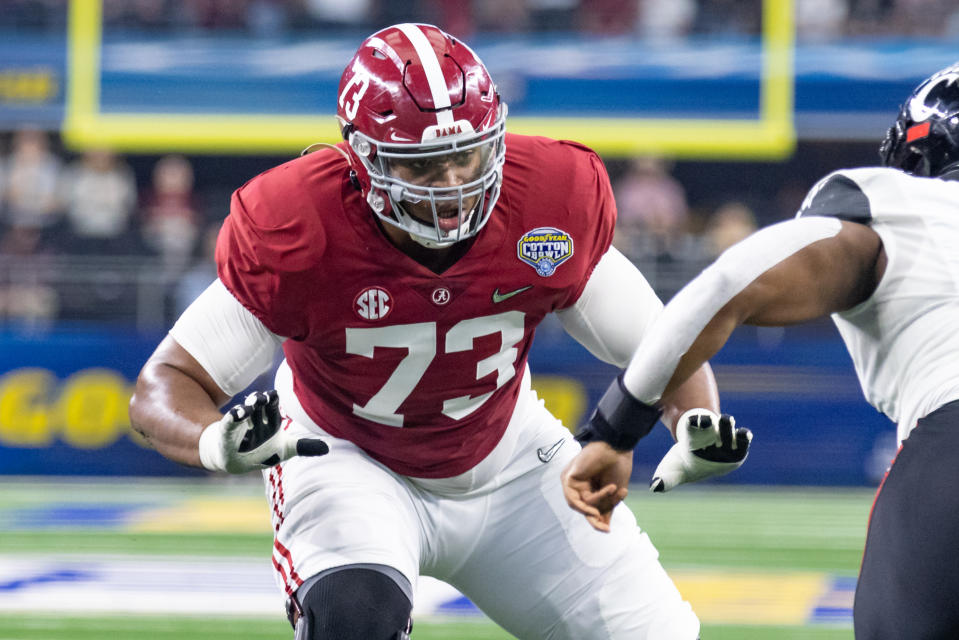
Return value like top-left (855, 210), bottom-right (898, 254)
top-left (300, 141), bottom-right (351, 161)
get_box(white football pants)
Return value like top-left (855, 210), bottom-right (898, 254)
top-left (265, 361), bottom-right (699, 640)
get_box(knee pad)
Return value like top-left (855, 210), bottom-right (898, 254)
top-left (291, 565), bottom-right (413, 640)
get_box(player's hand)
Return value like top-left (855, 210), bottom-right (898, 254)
top-left (561, 441), bottom-right (633, 533)
top-left (198, 390), bottom-right (329, 473)
top-left (649, 409), bottom-right (752, 492)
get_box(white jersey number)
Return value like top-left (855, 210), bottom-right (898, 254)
top-left (345, 311), bottom-right (525, 427)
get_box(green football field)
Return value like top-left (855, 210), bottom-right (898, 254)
top-left (0, 480), bottom-right (873, 639)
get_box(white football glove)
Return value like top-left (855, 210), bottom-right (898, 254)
top-left (649, 408), bottom-right (752, 492)
top-left (198, 390), bottom-right (329, 474)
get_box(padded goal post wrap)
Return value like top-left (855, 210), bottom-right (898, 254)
top-left (575, 373), bottom-right (662, 451)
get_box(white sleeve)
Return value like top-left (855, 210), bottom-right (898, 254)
top-left (622, 216), bottom-right (844, 403)
top-left (169, 279), bottom-right (285, 397)
top-left (556, 246), bottom-right (664, 367)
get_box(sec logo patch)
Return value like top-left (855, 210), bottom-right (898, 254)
top-left (354, 286), bottom-right (392, 320)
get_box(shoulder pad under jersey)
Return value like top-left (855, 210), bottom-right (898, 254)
top-left (796, 171), bottom-right (873, 223)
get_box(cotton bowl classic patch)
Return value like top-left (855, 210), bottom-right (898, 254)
top-left (517, 227), bottom-right (574, 276)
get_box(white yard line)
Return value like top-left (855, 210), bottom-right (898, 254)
top-left (0, 554), bottom-right (473, 618)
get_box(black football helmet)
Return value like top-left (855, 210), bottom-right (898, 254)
top-left (880, 62), bottom-right (959, 177)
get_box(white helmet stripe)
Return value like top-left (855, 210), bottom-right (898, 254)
top-left (397, 23), bottom-right (454, 127)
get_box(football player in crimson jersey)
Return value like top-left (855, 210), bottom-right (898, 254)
top-left (130, 24), bottom-right (747, 640)
top-left (563, 62), bottom-right (959, 640)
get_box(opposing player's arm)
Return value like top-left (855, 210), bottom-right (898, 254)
top-left (563, 218), bottom-right (883, 528)
top-left (556, 246), bottom-right (719, 432)
top-left (653, 219), bottom-right (884, 401)
top-left (558, 246), bottom-right (720, 530)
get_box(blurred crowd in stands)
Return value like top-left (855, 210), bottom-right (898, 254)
top-left (4, 0), bottom-right (959, 40)
top-left (0, 128), bottom-right (224, 328)
top-left (0, 129), bottom-right (209, 264)
top-left (0, 125), bottom-right (776, 328)
top-left (0, 0), bottom-right (949, 328)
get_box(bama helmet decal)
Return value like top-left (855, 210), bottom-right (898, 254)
top-left (517, 227), bottom-right (574, 277)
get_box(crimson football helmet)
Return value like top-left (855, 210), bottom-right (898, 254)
top-left (880, 62), bottom-right (959, 177)
top-left (336, 23), bottom-right (507, 248)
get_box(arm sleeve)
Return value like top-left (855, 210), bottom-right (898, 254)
top-left (622, 216), bottom-right (844, 403)
top-left (556, 246), bottom-right (663, 367)
top-left (169, 279), bottom-right (285, 397)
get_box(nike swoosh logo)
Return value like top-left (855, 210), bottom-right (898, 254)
top-left (492, 285), bottom-right (533, 304)
top-left (537, 438), bottom-right (566, 463)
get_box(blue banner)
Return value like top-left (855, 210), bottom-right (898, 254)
top-left (0, 328), bottom-right (203, 476)
top-left (4, 29), bottom-right (958, 136)
top-left (0, 324), bottom-right (895, 484)
top-left (0, 34), bottom-right (65, 129)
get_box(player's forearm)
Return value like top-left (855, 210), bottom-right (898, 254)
top-left (129, 362), bottom-right (224, 468)
top-left (623, 217), bottom-right (845, 406)
top-left (660, 363), bottom-right (719, 437)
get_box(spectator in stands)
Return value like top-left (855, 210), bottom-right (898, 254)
top-left (578, 0), bottom-right (639, 35)
top-left (0, 224), bottom-right (59, 327)
top-left (887, 0), bottom-right (957, 37)
top-left (845, 0), bottom-right (892, 36)
top-left (693, 0), bottom-right (761, 35)
top-left (245, 0), bottom-right (290, 37)
top-left (1, 128), bottom-right (63, 235)
top-left (2, 0), bottom-right (65, 31)
top-left (426, 0), bottom-right (477, 37)
top-left (527, 0), bottom-right (577, 31)
top-left (301, 0), bottom-right (374, 31)
top-left (796, 0), bottom-right (849, 41)
top-left (140, 154), bottom-right (201, 267)
top-left (703, 200), bottom-right (758, 258)
top-left (105, 0), bottom-right (172, 31)
top-left (612, 155), bottom-right (693, 263)
top-left (173, 220), bottom-right (220, 317)
top-left (60, 148), bottom-right (138, 255)
top-left (637, 0), bottom-right (697, 42)
top-left (182, 0), bottom-right (249, 30)
top-left (0, 148), bottom-right (6, 215)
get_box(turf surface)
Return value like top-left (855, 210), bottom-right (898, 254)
top-left (0, 480), bottom-right (873, 639)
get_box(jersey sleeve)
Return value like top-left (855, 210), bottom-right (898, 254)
top-left (555, 142), bottom-right (618, 309)
top-left (216, 164), bottom-right (327, 340)
top-left (796, 170), bottom-right (874, 223)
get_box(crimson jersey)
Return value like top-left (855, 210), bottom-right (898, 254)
top-left (217, 133), bottom-right (616, 477)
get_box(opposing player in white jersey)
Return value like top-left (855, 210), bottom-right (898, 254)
top-left (563, 62), bottom-right (959, 639)
top-left (129, 24), bottom-right (750, 640)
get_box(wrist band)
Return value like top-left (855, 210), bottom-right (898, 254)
top-left (575, 374), bottom-right (662, 451)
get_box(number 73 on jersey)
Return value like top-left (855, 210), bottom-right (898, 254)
top-left (345, 311), bottom-right (525, 427)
